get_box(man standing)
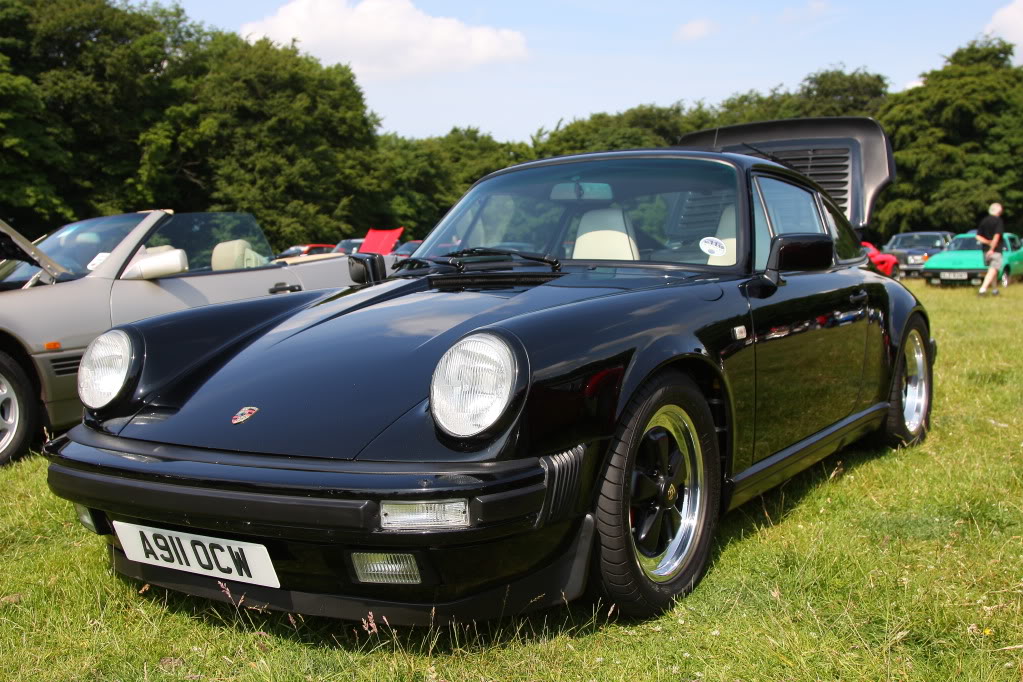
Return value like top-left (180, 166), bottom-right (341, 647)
top-left (977, 202), bottom-right (1005, 296)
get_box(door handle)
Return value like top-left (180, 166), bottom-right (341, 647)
top-left (268, 282), bottom-right (303, 294)
top-left (849, 290), bottom-right (868, 305)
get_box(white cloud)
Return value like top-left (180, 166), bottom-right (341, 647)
top-left (781, 0), bottom-right (833, 24)
top-left (902, 79), bottom-right (924, 90)
top-left (240, 0), bottom-right (528, 80)
top-left (675, 19), bottom-right (716, 42)
top-left (986, 0), bottom-right (1023, 60)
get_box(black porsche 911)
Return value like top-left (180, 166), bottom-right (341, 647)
top-left (45, 118), bottom-right (935, 625)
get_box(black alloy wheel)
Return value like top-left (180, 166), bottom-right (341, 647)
top-left (594, 371), bottom-right (720, 618)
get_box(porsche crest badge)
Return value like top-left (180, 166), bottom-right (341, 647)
top-left (231, 406), bottom-right (259, 425)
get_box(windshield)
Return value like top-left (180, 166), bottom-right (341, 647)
top-left (276, 246), bottom-right (303, 259)
top-left (393, 241), bottom-right (421, 255)
top-left (890, 233), bottom-right (947, 249)
top-left (0, 213), bottom-right (145, 285)
top-left (947, 236), bottom-right (981, 251)
top-left (333, 239), bottom-right (363, 254)
top-left (416, 157), bottom-right (741, 267)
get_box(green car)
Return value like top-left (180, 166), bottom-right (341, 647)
top-left (922, 232), bottom-right (1023, 287)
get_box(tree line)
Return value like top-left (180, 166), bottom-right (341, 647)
top-left (2, 0), bottom-right (1021, 248)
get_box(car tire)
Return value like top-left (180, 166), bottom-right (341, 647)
top-left (891, 265), bottom-right (901, 280)
top-left (0, 351), bottom-right (37, 465)
top-left (879, 316), bottom-right (932, 448)
top-left (593, 371), bottom-right (720, 618)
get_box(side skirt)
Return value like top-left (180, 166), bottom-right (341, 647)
top-left (725, 404), bottom-right (888, 511)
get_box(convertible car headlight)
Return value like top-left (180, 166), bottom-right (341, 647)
top-left (431, 333), bottom-right (516, 437)
top-left (78, 329), bottom-right (133, 409)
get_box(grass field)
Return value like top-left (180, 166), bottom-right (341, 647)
top-left (1, 280), bottom-right (1021, 681)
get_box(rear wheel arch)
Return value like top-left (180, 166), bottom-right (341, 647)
top-left (886, 307), bottom-right (932, 392)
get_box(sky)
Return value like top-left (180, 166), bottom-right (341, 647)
top-left (172, 0), bottom-right (1023, 143)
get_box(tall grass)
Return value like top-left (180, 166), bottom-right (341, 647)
top-left (1, 280), bottom-right (1021, 681)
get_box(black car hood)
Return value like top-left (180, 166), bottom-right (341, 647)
top-left (0, 219), bottom-right (68, 280)
top-left (118, 269), bottom-right (687, 460)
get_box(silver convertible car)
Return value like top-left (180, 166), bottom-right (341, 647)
top-left (0, 211), bottom-right (374, 464)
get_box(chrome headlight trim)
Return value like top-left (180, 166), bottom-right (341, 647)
top-left (430, 332), bottom-right (518, 438)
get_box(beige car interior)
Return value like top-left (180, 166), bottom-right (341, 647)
top-left (572, 208), bottom-right (640, 260)
top-left (571, 204), bottom-right (737, 266)
top-left (212, 239), bottom-right (267, 270)
top-left (707, 204), bottom-right (737, 266)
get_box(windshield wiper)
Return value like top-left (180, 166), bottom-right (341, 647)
top-left (392, 257), bottom-right (464, 275)
top-left (441, 247), bottom-right (561, 272)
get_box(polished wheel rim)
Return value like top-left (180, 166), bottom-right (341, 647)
top-left (628, 404), bottom-right (705, 583)
top-left (901, 329), bottom-right (928, 434)
top-left (0, 369), bottom-right (20, 453)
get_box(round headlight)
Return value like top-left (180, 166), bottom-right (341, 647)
top-left (78, 330), bottom-right (134, 409)
top-left (431, 333), bottom-right (517, 437)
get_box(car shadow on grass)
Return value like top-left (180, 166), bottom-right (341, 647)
top-left (712, 439), bottom-right (895, 552)
top-left (124, 573), bottom-right (614, 654)
top-left (121, 440), bottom-right (898, 653)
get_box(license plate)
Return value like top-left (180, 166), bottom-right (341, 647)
top-left (939, 271), bottom-right (968, 280)
top-left (112, 521), bottom-right (280, 588)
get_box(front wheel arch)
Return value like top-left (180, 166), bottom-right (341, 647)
top-left (0, 330), bottom-right (41, 406)
top-left (592, 370), bottom-right (721, 618)
top-left (624, 356), bottom-right (733, 488)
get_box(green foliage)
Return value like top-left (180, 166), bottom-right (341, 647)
top-left (876, 39), bottom-right (1023, 237)
top-left (0, 52), bottom-right (72, 229)
top-left (533, 105), bottom-right (683, 157)
top-left (134, 33), bottom-right (380, 249)
top-left (0, 0), bottom-right (1018, 250)
top-left (373, 128), bottom-right (531, 239)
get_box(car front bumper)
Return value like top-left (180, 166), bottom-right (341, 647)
top-left (922, 269), bottom-right (985, 284)
top-left (44, 425), bottom-right (596, 625)
top-left (899, 262), bottom-right (926, 276)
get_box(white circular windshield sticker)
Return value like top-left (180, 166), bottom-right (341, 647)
top-left (699, 237), bottom-right (727, 257)
top-left (86, 252), bottom-right (110, 271)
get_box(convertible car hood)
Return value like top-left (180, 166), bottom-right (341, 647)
top-left (0, 219), bottom-right (68, 280)
top-left (117, 270), bottom-right (682, 460)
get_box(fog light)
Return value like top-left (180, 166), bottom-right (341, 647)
top-left (380, 499), bottom-right (469, 530)
top-left (351, 552), bottom-right (421, 584)
top-left (74, 503), bottom-right (98, 533)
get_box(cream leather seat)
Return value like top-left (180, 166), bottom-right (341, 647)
top-left (706, 204), bottom-right (737, 266)
top-left (572, 208), bottom-right (639, 260)
top-left (211, 239), bottom-right (265, 270)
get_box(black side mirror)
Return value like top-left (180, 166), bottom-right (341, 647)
top-left (767, 233), bottom-right (834, 272)
top-left (348, 252), bottom-right (387, 284)
top-left (757, 233), bottom-right (834, 290)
